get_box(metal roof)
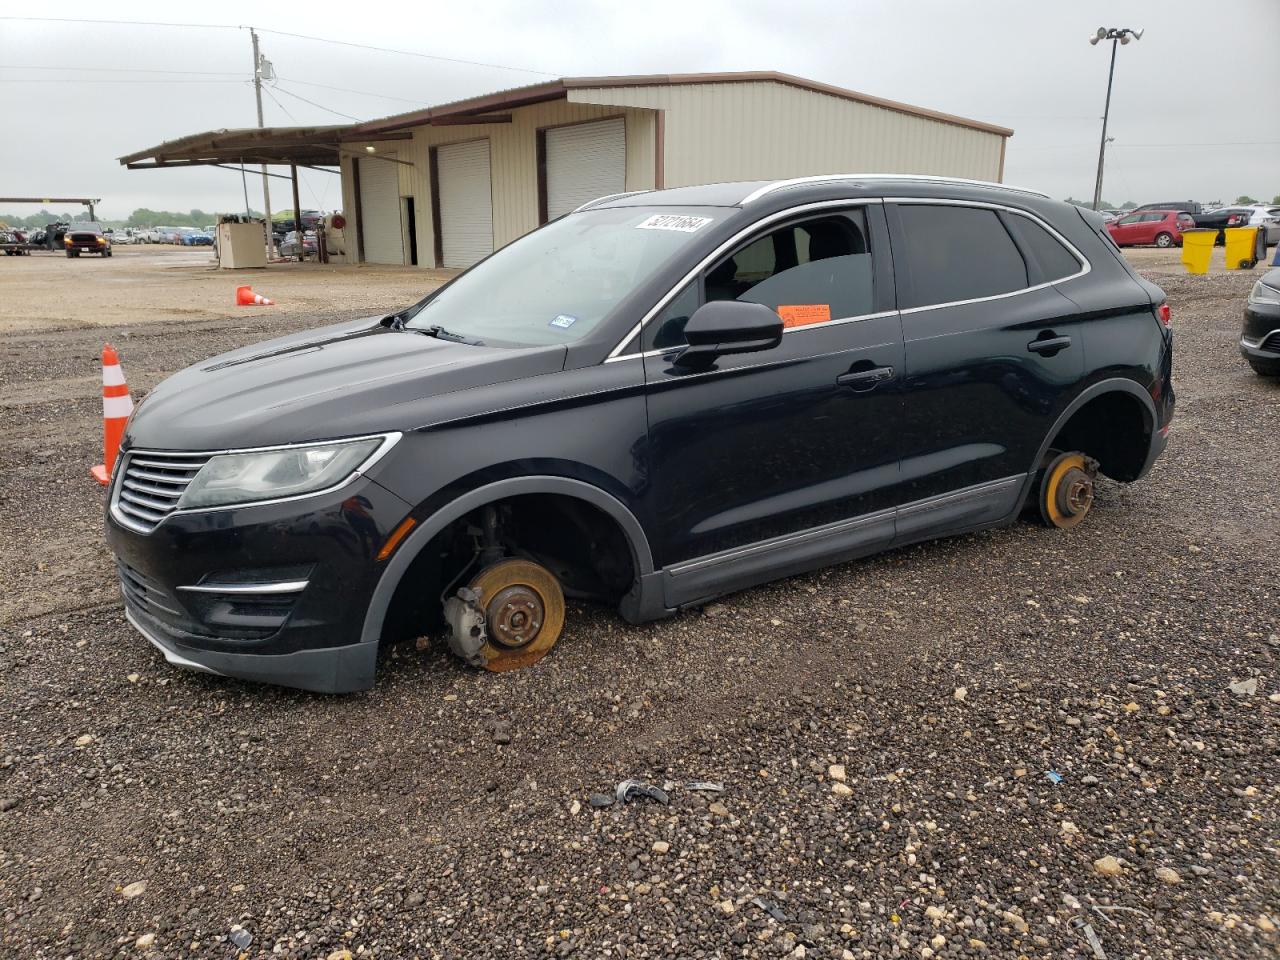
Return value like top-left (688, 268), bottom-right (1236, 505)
top-left (118, 125), bottom-right (410, 170)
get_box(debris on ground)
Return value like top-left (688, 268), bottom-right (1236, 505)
top-left (615, 779), bottom-right (669, 805)
top-left (752, 895), bottom-right (789, 923)
top-left (229, 926), bottom-right (252, 949)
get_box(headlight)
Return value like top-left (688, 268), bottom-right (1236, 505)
top-left (1250, 281), bottom-right (1280, 306)
top-left (179, 434), bottom-right (396, 510)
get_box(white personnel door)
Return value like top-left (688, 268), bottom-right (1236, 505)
top-left (544, 118), bottom-right (626, 220)
top-left (358, 155), bottom-right (404, 264)
top-left (435, 140), bottom-right (493, 269)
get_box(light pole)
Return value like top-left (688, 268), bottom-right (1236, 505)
top-left (1089, 26), bottom-right (1142, 211)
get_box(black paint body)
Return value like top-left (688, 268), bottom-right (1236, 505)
top-left (104, 178), bottom-right (1174, 692)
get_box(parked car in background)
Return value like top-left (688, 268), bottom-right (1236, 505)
top-left (1132, 201), bottom-right (1203, 215)
top-left (180, 227), bottom-right (213, 246)
top-left (1192, 207), bottom-right (1254, 244)
top-left (63, 222), bottom-right (112, 258)
top-left (109, 228), bottom-right (138, 245)
top-left (102, 175), bottom-right (1174, 693)
top-left (278, 229), bottom-right (318, 259)
top-left (1106, 209), bottom-right (1195, 248)
top-left (1243, 206), bottom-right (1280, 247)
top-left (1, 227), bottom-right (30, 255)
top-left (1241, 268), bottom-right (1280, 376)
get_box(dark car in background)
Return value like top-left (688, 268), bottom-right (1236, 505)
top-left (63, 222), bottom-right (112, 258)
top-left (1241, 269), bottom-right (1280, 376)
top-left (1132, 201), bottom-right (1203, 216)
top-left (103, 174), bottom-right (1174, 693)
top-left (1193, 207), bottom-right (1255, 244)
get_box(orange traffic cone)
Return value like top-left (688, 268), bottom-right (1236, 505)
top-left (236, 285), bottom-right (275, 306)
top-left (91, 344), bottom-right (133, 486)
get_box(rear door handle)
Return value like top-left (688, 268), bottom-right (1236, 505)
top-left (837, 366), bottom-right (895, 390)
top-left (1027, 335), bottom-right (1072, 355)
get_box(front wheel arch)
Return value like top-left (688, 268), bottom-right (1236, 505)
top-left (359, 476), bottom-right (654, 647)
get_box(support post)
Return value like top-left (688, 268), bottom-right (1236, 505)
top-left (291, 162), bottom-right (304, 261)
top-left (1092, 36), bottom-right (1118, 212)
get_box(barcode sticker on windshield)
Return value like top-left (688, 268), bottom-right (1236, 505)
top-left (636, 214), bottom-right (713, 233)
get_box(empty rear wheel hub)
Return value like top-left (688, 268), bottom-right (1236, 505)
top-left (488, 585), bottom-right (544, 649)
top-left (1039, 452), bottom-right (1098, 529)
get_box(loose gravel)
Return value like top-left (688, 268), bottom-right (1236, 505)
top-left (0, 256), bottom-right (1276, 959)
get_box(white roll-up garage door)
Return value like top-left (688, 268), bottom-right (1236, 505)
top-left (358, 156), bottom-right (404, 265)
top-left (544, 118), bottom-right (626, 221)
top-left (435, 140), bottom-right (493, 269)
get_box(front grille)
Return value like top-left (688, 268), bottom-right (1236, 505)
top-left (117, 561), bottom-right (185, 626)
top-left (1260, 332), bottom-right (1280, 354)
top-left (113, 450), bottom-right (211, 533)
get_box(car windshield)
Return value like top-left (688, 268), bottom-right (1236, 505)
top-left (405, 206), bottom-right (722, 346)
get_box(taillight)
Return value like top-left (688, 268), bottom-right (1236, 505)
top-left (1157, 303), bottom-right (1171, 326)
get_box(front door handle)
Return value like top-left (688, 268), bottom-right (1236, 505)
top-left (1027, 334), bottom-right (1072, 356)
top-left (837, 365), bottom-right (895, 390)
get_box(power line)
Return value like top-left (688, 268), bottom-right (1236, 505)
top-left (0, 63), bottom-right (243, 76)
top-left (259, 84), bottom-right (296, 121)
top-left (254, 27), bottom-right (556, 76)
top-left (267, 83), bottom-right (361, 121)
top-left (1, 15), bottom-right (558, 77)
top-left (0, 78), bottom-right (247, 85)
top-left (275, 75), bottom-right (428, 105)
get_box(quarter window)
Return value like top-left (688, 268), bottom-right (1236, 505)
top-left (896, 205), bottom-right (1028, 309)
top-left (1004, 213), bottom-right (1082, 283)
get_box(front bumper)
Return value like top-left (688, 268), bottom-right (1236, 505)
top-left (1241, 299), bottom-right (1280, 372)
top-left (106, 471), bottom-right (412, 693)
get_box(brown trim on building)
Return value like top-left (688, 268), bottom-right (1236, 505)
top-left (997, 137), bottom-right (1007, 183)
top-left (428, 146), bottom-right (444, 269)
top-left (562, 72), bottom-right (1014, 138)
top-left (535, 130), bottom-right (548, 226)
top-left (352, 157), bottom-right (365, 264)
top-left (654, 110), bottom-right (665, 190)
top-left (429, 114), bottom-right (512, 126)
top-left (351, 81), bottom-right (567, 135)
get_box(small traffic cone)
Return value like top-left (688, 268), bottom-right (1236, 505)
top-left (236, 285), bottom-right (275, 306)
top-left (92, 344), bottom-right (133, 486)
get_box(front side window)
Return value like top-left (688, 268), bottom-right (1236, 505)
top-left (406, 206), bottom-right (721, 346)
top-left (643, 211), bottom-right (874, 351)
top-left (896, 205), bottom-right (1028, 309)
top-left (1118, 214), bottom-right (1142, 225)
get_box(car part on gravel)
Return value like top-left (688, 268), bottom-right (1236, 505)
top-left (443, 558), bottom-right (565, 671)
top-left (1039, 452), bottom-right (1099, 529)
top-left (751, 896), bottom-right (789, 923)
top-left (615, 779), bottom-right (670, 805)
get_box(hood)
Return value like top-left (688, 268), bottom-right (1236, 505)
top-left (125, 316), bottom-right (567, 450)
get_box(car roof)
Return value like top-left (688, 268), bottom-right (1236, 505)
top-left (585, 174), bottom-right (1050, 212)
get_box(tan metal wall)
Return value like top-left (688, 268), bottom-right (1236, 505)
top-left (569, 81), bottom-right (1006, 187)
top-left (343, 102), bottom-right (657, 266)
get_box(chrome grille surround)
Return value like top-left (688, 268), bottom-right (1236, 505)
top-left (111, 450), bottom-right (211, 533)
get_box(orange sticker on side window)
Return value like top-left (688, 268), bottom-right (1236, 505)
top-left (777, 304), bottom-right (831, 328)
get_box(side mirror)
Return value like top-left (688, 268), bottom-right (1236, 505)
top-left (673, 300), bottom-right (783, 369)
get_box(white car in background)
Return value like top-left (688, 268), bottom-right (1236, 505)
top-left (1244, 206), bottom-right (1280, 247)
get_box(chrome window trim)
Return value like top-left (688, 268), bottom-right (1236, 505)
top-left (886, 197), bottom-right (1092, 315)
top-left (740, 174), bottom-right (1048, 205)
top-left (109, 432), bottom-right (402, 535)
top-left (604, 198), bottom-right (885, 362)
top-left (176, 580), bottom-right (310, 595)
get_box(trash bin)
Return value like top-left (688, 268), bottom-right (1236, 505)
top-left (1181, 229), bottom-right (1215, 275)
top-left (1223, 226), bottom-right (1263, 270)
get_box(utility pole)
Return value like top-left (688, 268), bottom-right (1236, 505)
top-left (1088, 26), bottom-right (1143, 212)
top-left (250, 28), bottom-right (273, 253)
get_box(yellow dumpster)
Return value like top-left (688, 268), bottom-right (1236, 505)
top-left (1223, 226), bottom-right (1261, 270)
top-left (1181, 229), bottom-right (1215, 275)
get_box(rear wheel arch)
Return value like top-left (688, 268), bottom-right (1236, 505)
top-left (360, 476), bottom-right (654, 646)
top-left (1030, 380), bottom-right (1157, 487)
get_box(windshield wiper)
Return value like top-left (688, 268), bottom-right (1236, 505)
top-left (416, 324), bottom-right (484, 346)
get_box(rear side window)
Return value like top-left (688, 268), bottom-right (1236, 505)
top-left (896, 205), bottom-right (1027, 308)
top-left (1004, 213), bottom-right (1081, 282)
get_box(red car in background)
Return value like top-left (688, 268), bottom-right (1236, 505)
top-left (1107, 209), bottom-right (1196, 248)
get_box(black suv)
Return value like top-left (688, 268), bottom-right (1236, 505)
top-left (104, 175), bottom-right (1175, 693)
top-left (1242, 267), bottom-right (1280, 375)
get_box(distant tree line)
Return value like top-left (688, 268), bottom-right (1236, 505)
top-left (0, 207), bottom-right (264, 229)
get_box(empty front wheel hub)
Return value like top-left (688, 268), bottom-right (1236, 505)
top-left (488, 585), bottom-right (544, 649)
top-left (461, 558), bottom-right (566, 672)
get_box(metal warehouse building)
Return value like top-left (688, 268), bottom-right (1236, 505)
top-left (124, 71), bottom-right (1013, 269)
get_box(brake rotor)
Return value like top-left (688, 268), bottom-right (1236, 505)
top-left (1039, 452), bottom-right (1097, 529)
top-left (466, 558), bottom-right (565, 672)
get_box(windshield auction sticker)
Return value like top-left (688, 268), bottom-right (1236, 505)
top-left (635, 214), bottom-right (713, 233)
top-left (777, 304), bottom-right (831, 328)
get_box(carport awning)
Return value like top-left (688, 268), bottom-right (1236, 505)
top-left (118, 125), bottom-right (411, 170)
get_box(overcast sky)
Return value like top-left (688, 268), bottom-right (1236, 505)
top-left (2, 0), bottom-right (1277, 220)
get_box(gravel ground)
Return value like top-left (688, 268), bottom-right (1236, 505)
top-left (0, 254), bottom-right (1277, 959)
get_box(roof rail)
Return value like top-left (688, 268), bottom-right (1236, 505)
top-left (572, 190), bottom-right (653, 213)
top-left (740, 174), bottom-right (1048, 205)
